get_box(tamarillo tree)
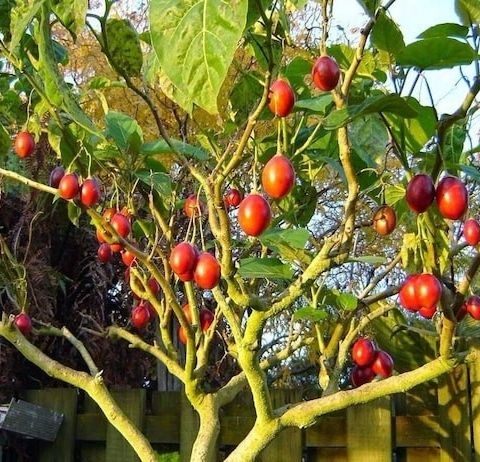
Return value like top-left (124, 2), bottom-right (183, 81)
top-left (1, 0), bottom-right (480, 461)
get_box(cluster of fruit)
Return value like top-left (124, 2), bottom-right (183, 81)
top-left (177, 303), bottom-right (214, 345)
top-left (399, 273), bottom-right (442, 319)
top-left (350, 338), bottom-right (394, 387)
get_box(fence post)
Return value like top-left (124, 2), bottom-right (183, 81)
top-left (438, 365), bottom-right (470, 462)
top-left (470, 353), bottom-right (480, 462)
top-left (105, 389), bottom-right (146, 462)
top-left (347, 396), bottom-right (392, 462)
top-left (25, 388), bottom-right (77, 462)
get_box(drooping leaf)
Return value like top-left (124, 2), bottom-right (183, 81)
top-left (134, 170), bottom-right (172, 197)
top-left (295, 94), bottom-right (333, 113)
top-left (371, 10), bottom-right (405, 56)
top-left (397, 37), bottom-right (478, 70)
top-left (238, 257), bottom-right (294, 279)
top-left (385, 184), bottom-right (406, 206)
top-left (349, 115), bottom-right (388, 167)
top-left (48, 0), bottom-right (87, 38)
top-left (105, 111), bottom-right (143, 154)
top-left (260, 228), bottom-right (310, 249)
top-left (293, 306), bottom-right (328, 322)
top-left (355, 0), bottom-right (380, 14)
top-left (455, 0), bottom-right (480, 25)
top-left (9, 0), bottom-right (45, 52)
top-left (105, 19), bottom-right (143, 77)
top-left (229, 72), bottom-right (264, 124)
top-left (150, 0), bottom-right (248, 114)
top-left (418, 22), bottom-right (469, 39)
top-left (67, 201), bottom-right (81, 227)
top-left (141, 139), bottom-right (208, 161)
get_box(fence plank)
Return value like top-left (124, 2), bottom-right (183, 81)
top-left (438, 365), bottom-right (470, 462)
top-left (105, 390), bottom-right (146, 462)
top-left (405, 448), bottom-right (439, 462)
top-left (25, 388), bottom-right (77, 462)
top-left (311, 448), bottom-right (347, 461)
top-left (470, 357), bottom-right (480, 462)
top-left (347, 397), bottom-right (392, 462)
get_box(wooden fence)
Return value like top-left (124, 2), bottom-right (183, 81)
top-left (2, 360), bottom-right (480, 461)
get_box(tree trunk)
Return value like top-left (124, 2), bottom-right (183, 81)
top-left (190, 395), bottom-right (220, 462)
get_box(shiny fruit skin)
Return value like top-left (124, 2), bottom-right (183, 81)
top-left (170, 242), bottom-right (198, 275)
top-left (406, 174), bottom-right (435, 213)
top-left (225, 188), bottom-right (242, 208)
top-left (312, 56), bottom-right (340, 91)
top-left (178, 270), bottom-right (194, 282)
top-left (14, 132), bottom-right (35, 158)
top-left (111, 213), bottom-right (131, 238)
top-left (351, 365), bottom-right (375, 387)
top-left (466, 295), bottom-right (480, 320)
top-left (418, 305), bottom-right (437, 319)
top-left (371, 351), bottom-right (394, 378)
top-left (58, 173), bottom-right (80, 200)
top-left (463, 218), bottom-right (480, 246)
top-left (267, 80), bottom-right (295, 117)
top-left (184, 195), bottom-right (204, 218)
top-left (399, 275), bottom-right (420, 311)
top-left (194, 252), bottom-right (221, 289)
top-left (97, 243), bottom-right (112, 263)
top-left (131, 304), bottom-right (151, 329)
top-left (200, 309), bottom-right (214, 331)
top-left (415, 274), bottom-right (442, 309)
top-left (238, 194), bottom-right (272, 237)
top-left (457, 303), bottom-right (468, 321)
top-left (49, 166), bottom-right (65, 188)
top-left (121, 249), bottom-right (136, 267)
top-left (436, 176), bottom-right (468, 220)
top-left (352, 338), bottom-right (377, 367)
top-left (80, 178), bottom-right (101, 207)
top-left (261, 154), bottom-right (295, 199)
top-left (148, 278), bottom-right (160, 296)
top-left (373, 205), bottom-right (396, 236)
top-left (15, 313), bottom-right (32, 335)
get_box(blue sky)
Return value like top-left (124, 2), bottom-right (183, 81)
top-left (332, 0), bottom-right (479, 147)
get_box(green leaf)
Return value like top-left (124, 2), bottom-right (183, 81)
top-left (293, 306), bottom-right (328, 322)
top-left (283, 56), bottom-right (312, 98)
top-left (385, 184), bottom-right (406, 206)
top-left (260, 228), bottom-right (310, 249)
top-left (418, 22), bottom-right (469, 39)
top-left (105, 19), bottom-right (143, 77)
top-left (9, 0), bottom-right (45, 52)
top-left (324, 93), bottom-right (417, 130)
top-left (88, 77), bottom-right (126, 90)
top-left (455, 0), bottom-right (480, 25)
top-left (67, 201), bottom-right (81, 227)
top-left (229, 72), bottom-right (264, 124)
top-left (48, 0), bottom-right (87, 38)
top-left (295, 94), bottom-right (333, 113)
top-left (0, 0), bottom-right (15, 38)
top-left (349, 115), bottom-right (388, 168)
top-left (0, 123), bottom-right (10, 158)
top-left (150, 0), bottom-right (248, 114)
top-left (371, 10), bottom-right (405, 56)
top-left (397, 38), bottom-right (477, 70)
top-left (348, 256), bottom-right (387, 265)
top-left (238, 257), bottom-right (294, 279)
top-left (105, 111), bottom-right (143, 154)
top-left (141, 139), bottom-right (208, 161)
top-left (333, 290), bottom-right (358, 311)
top-left (134, 170), bottom-right (172, 197)
top-left (355, 0), bottom-right (380, 14)
top-left (459, 164), bottom-right (480, 181)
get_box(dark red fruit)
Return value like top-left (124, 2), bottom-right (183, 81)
top-left (194, 252), bottom-right (221, 289)
top-left (399, 275), bottom-right (420, 311)
top-left (238, 194), bottom-right (271, 237)
top-left (14, 313), bottom-right (32, 335)
top-left (170, 242), bottom-right (198, 275)
top-left (131, 304), bottom-right (151, 329)
top-left (261, 154), bottom-right (295, 200)
top-left (224, 188), bottom-right (242, 208)
top-left (436, 176), bottom-right (468, 220)
top-left (312, 56), bottom-right (340, 91)
top-left (456, 303), bottom-right (468, 321)
top-left (415, 274), bottom-right (442, 309)
top-left (405, 174), bottom-right (435, 213)
top-left (373, 205), bottom-right (396, 236)
top-left (121, 249), bottom-right (136, 267)
top-left (184, 195), bottom-right (204, 218)
top-left (147, 278), bottom-right (160, 296)
top-left (58, 173), bottom-right (80, 200)
top-left (352, 338), bottom-right (377, 366)
top-left (14, 132), bottom-right (35, 158)
top-left (268, 79), bottom-right (295, 117)
top-left (49, 166), bottom-right (65, 188)
top-left (80, 178), bottom-right (101, 207)
top-left (371, 351), bottom-right (394, 378)
top-left (351, 365), bottom-right (375, 387)
top-left (463, 218), bottom-right (480, 246)
top-left (200, 309), bottom-right (214, 331)
top-left (466, 295), bottom-right (480, 320)
top-left (97, 243), bottom-right (112, 263)
top-left (418, 305), bottom-right (437, 319)
top-left (111, 213), bottom-right (131, 238)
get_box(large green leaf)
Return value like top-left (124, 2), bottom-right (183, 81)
top-left (141, 139), bottom-right (208, 161)
top-left (48, 0), bottom-right (87, 38)
top-left (324, 93), bottom-right (417, 130)
top-left (349, 115), bottom-right (388, 168)
top-left (355, 0), bottom-right (380, 14)
top-left (371, 10), bottom-right (405, 56)
top-left (397, 37), bottom-right (477, 70)
top-left (455, 0), bottom-right (480, 25)
top-left (229, 71), bottom-right (264, 124)
top-left (9, 0), bottom-right (45, 52)
top-left (105, 111), bottom-right (144, 154)
top-left (149, 0), bottom-right (248, 114)
top-left (135, 170), bottom-right (172, 197)
top-left (259, 228), bottom-right (312, 265)
top-left (295, 94), bottom-right (333, 113)
top-left (418, 22), bottom-right (469, 39)
top-left (105, 19), bottom-right (143, 77)
top-left (293, 306), bottom-right (328, 322)
top-left (238, 257), bottom-right (294, 279)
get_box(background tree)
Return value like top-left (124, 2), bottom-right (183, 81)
top-left (1, 0), bottom-right (480, 461)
